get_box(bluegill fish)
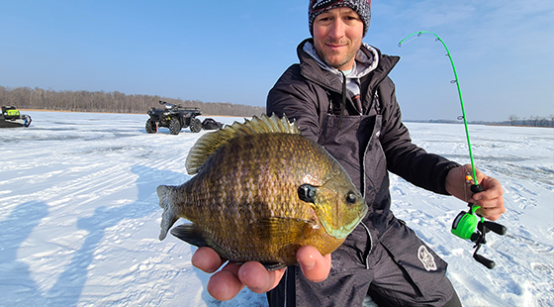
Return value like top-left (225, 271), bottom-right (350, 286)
top-left (157, 114), bottom-right (367, 270)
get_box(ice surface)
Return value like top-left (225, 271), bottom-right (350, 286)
top-left (0, 111), bottom-right (552, 306)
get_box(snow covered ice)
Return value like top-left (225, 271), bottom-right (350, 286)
top-left (0, 111), bottom-right (552, 307)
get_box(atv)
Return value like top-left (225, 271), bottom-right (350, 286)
top-left (1, 106), bottom-right (32, 128)
top-left (146, 101), bottom-right (202, 135)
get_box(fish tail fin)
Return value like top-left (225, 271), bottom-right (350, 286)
top-left (157, 185), bottom-right (179, 241)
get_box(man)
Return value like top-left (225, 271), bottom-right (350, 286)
top-left (192, 1), bottom-right (506, 306)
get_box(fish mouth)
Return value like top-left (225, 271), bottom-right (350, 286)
top-left (319, 202), bottom-right (367, 240)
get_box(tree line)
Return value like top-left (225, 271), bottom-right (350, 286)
top-left (0, 86), bottom-right (265, 117)
top-left (508, 115), bottom-right (554, 127)
top-left (2, 86), bottom-right (551, 127)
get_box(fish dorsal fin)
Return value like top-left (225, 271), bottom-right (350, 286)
top-left (185, 113), bottom-right (300, 174)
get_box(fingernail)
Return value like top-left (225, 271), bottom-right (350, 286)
top-left (303, 256), bottom-right (315, 271)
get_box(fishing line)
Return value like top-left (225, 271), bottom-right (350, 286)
top-left (398, 31), bottom-right (478, 184)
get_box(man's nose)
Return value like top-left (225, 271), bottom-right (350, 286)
top-left (328, 19), bottom-right (346, 40)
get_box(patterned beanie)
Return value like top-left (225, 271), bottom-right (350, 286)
top-left (309, 0), bottom-right (371, 36)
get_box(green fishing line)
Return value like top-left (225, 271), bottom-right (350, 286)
top-left (399, 31), bottom-right (478, 184)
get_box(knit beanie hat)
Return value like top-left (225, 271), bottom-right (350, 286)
top-left (309, 0), bottom-right (371, 36)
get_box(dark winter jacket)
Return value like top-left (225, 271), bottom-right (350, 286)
top-left (267, 39), bottom-right (460, 234)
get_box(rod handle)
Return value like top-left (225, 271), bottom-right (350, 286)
top-left (471, 184), bottom-right (483, 194)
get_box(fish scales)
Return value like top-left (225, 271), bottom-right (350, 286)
top-left (157, 114), bottom-right (368, 269)
top-left (185, 134), bottom-right (319, 258)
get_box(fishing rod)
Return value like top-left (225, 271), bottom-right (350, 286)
top-left (398, 31), bottom-right (506, 269)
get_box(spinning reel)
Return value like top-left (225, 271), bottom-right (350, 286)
top-left (451, 184), bottom-right (507, 269)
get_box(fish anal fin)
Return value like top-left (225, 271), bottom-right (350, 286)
top-left (262, 262), bottom-right (288, 271)
top-left (170, 224), bottom-right (209, 248)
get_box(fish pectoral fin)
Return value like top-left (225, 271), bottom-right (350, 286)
top-left (257, 217), bottom-right (315, 241)
top-left (229, 261), bottom-right (286, 272)
top-left (170, 224), bottom-right (209, 248)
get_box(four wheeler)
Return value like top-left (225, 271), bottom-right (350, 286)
top-left (146, 101), bottom-right (202, 135)
top-left (0, 106), bottom-right (32, 128)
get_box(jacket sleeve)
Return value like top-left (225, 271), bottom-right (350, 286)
top-left (266, 65), bottom-right (323, 143)
top-left (378, 77), bottom-right (460, 195)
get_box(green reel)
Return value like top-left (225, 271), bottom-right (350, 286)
top-left (451, 204), bottom-right (483, 241)
top-left (451, 185), bottom-right (507, 269)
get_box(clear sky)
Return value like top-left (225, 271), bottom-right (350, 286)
top-left (1, 0), bottom-right (552, 121)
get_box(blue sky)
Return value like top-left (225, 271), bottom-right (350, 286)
top-left (1, 0), bottom-right (552, 121)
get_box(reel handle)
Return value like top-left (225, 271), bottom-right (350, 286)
top-left (482, 221), bottom-right (507, 236)
top-left (473, 253), bottom-right (495, 269)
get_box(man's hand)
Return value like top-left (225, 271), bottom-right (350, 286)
top-left (445, 164), bottom-right (506, 221)
top-left (191, 245), bottom-right (332, 301)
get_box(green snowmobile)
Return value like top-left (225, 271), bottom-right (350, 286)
top-left (0, 106), bottom-right (32, 128)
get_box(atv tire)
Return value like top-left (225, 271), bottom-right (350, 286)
top-left (190, 118), bottom-right (202, 133)
top-left (145, 118), bottom-right (157, 134)
top-left (169, 117), bottom-right (181, 135)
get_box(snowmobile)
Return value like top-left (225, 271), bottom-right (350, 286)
top-left (0, 106), bottom-right (32, 128)
top-left (201, 118), bottom-right (224, 130)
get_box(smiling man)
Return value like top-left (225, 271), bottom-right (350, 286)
top-left (311, 6), bottom-right (364, 70)
top-left (191, 1), bottom-right (506, 306)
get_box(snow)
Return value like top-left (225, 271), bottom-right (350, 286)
top-left (1, 111), bottom-right (552, 307)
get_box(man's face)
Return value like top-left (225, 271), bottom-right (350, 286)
top-left (312, 7), bottom-right (364, 71)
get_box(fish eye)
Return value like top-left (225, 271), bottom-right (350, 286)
top-left (346, 192), bottom-right (357, 204)
top-left (298, 184), bottom-right (317, 203)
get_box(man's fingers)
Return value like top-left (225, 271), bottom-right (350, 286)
top-left (207, 263), bottom-right (245, 301)
top-left (194, 246), bottom-right (331, 300)
top-left (192, 247), bottom-right (225, 273)
top-left (474, 178), bottom-right (503, 199)
top-left (297, 245), bottom-right (331, 282)
top-left (473, 181), bottom-right (505, 221)
top-left (475, 206), bottom-right (506, 221)
top-left (238, 261), bottom-right (286, 294)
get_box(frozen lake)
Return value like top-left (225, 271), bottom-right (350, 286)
top-left (1, 111), bottom-right (552, 307)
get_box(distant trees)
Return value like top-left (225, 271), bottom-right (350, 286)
top-left (508, 114), bottom-right (554, 127)
top-left (0, 86), bottom-right (265, 117)
top-left (2, 85), bottom-right (551, 126)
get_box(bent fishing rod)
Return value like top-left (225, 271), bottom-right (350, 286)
top-left (398, 31), bottom-right (507, 269)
